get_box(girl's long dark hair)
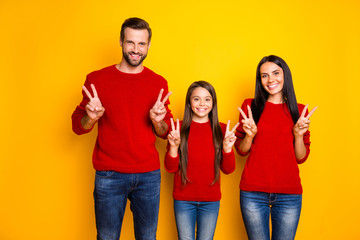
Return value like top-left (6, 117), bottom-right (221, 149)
top-left (251, 55), bottom-right (300, 124)
top-left (179, 81), bottom-right (223, 185)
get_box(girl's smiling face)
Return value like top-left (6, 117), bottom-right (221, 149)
top-left (190, 87), bottom-right (213, 123)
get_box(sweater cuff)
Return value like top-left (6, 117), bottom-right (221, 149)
top-left (221, 149), bottom-right (236, 174)
top-left (164, 151), bottom-right (179, 173)
top-left (222, 149), bottom-right (234, 158)
top-left (72, 116), bottom-right (95, 135)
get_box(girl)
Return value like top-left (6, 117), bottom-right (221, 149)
top-left (165, 81), bottom-right (239, 240)
top-left (235, 55), bottom-right (317, 240)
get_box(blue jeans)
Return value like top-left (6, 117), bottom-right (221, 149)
top-left (94, 169), bottom-right (161, 240)
top-left (240, 191), bottom-right (302, 240)
top-left (174, 200), bottom-right (220, 240)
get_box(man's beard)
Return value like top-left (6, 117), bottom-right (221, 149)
top-left (123, 50), bottom-right (147, 67)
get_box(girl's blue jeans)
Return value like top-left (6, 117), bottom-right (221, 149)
top-left (174, 200), bottom-right (220, 240)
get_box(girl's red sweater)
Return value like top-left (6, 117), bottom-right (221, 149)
top-left (165, 121), bottom-right (235, 201)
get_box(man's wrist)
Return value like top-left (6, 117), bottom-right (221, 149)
top-left (152, 119), bottom-right (163, 127)
top-left (81, 115), bottom-right (97, 129)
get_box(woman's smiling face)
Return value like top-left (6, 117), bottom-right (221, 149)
top-left (260, 61), bottom-right (284, 103)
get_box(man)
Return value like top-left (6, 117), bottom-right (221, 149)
top-left (72, 17), bottom-right (172, 240)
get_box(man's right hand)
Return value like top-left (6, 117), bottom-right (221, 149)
top-left (81, 84), bottom-right (105, 129)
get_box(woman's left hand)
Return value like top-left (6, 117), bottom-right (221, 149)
top-left (223, 120), bottom-right (240, 153)
top-left (293, 105), bottom-right (317, 137)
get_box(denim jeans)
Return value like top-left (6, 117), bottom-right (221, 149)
top-left (240, 191), bottom-right (302, 240)
top-left (94, 169), bottom-right (161, 240)
top-left (174, 200), bottom-right (220, 240)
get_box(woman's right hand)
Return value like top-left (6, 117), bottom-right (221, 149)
top-left (238, 105), bottom-right (257, 138)
top-left (167, 118), bottom-right (181, 148)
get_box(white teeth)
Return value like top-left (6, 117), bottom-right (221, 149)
top-left (268, 83), bottom-right (278, 89)
top-left (130, 54), bottom-right (140, 59)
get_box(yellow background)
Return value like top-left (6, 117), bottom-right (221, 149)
top-left (1, 0), bottom-right (359, 239)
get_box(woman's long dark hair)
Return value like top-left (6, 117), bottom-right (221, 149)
top-left (179, 81), bottom-right (223, 185)
top-left (251, 55), bottom-right (300, 124)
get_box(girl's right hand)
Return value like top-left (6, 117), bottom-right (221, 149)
top-left (167, 118), bottom-right (180, 147)
top-left (238, 105), bottom-right (257, 138)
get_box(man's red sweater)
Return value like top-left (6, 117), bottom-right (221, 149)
top-left (72, 65), bottom-right (172, 173)
top-left (235, 99), bottom-right (311, 194)
top-left (165, 121), bottom-right (235, 201)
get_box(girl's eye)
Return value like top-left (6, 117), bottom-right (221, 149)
top-left (261, 75), bottom-right (267, 78)
top-left (206, 98), bottom-right (211, 102)
top-left (274, 71), bottom-right (279, 75)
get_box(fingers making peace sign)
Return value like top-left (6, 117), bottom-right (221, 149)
top-left (82, 84), bottom-right (105, 121)
top-left (150, 89), bottom-right (172, 123)
top-left (238, 105), bottom-right (258, 138)
top-left (167, 118), bottom-right (181, 148)
top-left (223, 120), bottom-right (240, 153)
top-left (293, 105), bottom-right (317, 137)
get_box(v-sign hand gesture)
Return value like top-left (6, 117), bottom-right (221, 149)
top-left (150, 89), bottom-right (172, 123)
top-left (238, 105), bottom-right (257, 138)
top-left (82, 84), bottom-right (105, 122)
top-left (223, 120), bottom-right (240, 153)
top-left (293, 105), bottom-right (317, 137)
top-left (168, 118), bottom-right (180, 148)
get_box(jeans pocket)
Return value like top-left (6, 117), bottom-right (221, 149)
top-left (95, 170), bottom-right (115, 178)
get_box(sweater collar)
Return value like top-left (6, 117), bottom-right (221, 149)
top-left (113, 65), bottom-right (149, 79)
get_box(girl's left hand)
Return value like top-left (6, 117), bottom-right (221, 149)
top-left (293, 105), bottom-right (317, 137)
top-left (223, 120), bottom-right (240, 153)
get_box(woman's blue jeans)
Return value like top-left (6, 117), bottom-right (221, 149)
top-left (94, 169), bottom-right (161, 240)
top-left (174, 200), bottom-right (220, 240)
top-left (240, 191), bottom-right (302, 240)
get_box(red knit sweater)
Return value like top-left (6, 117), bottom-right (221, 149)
top-left (165, 121), bottom-right (235, 201)
top-left (235, 99), bottom-right (310, 194)
top-left (72, 65), bottom-right (172, 173)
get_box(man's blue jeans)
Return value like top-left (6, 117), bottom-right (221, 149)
top-left (94, 169), bottom-right (161, 240)
top-left (174, 200), bottom-right (220, 240)
top-left (240, 191), bottom-right (302, 240)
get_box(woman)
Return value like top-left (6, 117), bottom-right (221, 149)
top-left (165, 81), bottom-right (238, 240)
top-left (235, 55), bottom-right (317, 240)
